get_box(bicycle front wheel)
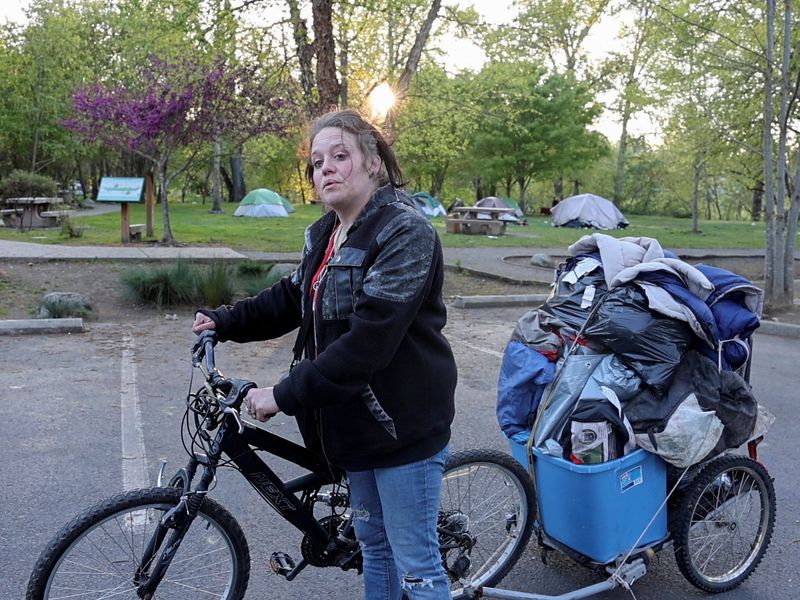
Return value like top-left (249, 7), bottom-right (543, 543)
top-left (27, 487), bottom-right (250, 600)
top-left (440, 449), bottom-right (535, 598)
top-left (672, 455), bottom-right (775, 593)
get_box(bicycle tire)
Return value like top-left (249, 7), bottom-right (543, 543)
top-left (671, 454), bottom-right (775, 593)
top-left (26, 487), bottom-right (250, 600)
top-left (440, 449), bottom-right (535, 598)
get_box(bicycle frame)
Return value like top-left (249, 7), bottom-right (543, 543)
top-left (219, 416), bottom-right (341, 545)
top-left (139, 403), bottom-right (349, 595)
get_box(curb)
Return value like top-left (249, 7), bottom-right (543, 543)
top-left (453, 295), bottom-right (800, 339)
top-left (0, 318), bottom-right (85, 335)
top-left (757, 320), bottom-right (800, 338)
top-left (453, 294), bottom-right (549, 308)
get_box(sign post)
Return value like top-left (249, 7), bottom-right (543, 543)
top-left (97, 177), bottom-right (146, 243)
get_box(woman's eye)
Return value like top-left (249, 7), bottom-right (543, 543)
top-left (334, 152), bottom-right (347, 161)
top-left (313, 159), bottom-right (323, 169)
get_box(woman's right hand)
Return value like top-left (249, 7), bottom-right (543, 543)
top-left (192, 312), bottom-right (216, 334)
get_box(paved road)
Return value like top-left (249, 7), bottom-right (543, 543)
top-left (1, 306), bottom-right (798, 599)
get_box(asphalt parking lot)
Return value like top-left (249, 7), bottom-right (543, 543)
top-left (1, 306), bottom-right (798, 599)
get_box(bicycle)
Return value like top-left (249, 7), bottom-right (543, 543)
top-left (26, 330), bottom-right (536, 600)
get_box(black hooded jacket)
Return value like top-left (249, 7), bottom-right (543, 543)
top-left (199, 186), bottom-right (457, 470)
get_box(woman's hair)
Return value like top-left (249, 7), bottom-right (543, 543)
top-left (304, 109), bottom-right (404, 188)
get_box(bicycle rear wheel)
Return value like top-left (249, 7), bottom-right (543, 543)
top-left (27, 487), bottom-right (250, 600)
top-left (440, 449), bottom-right (535, 598)
top-left (672, 455), bottom-right (775, 593)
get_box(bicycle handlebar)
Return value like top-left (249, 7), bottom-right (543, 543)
top-left (191, 330), bottom-right (257, 411)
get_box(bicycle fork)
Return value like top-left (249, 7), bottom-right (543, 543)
top-left (135, 462), bottom-right (212, 598)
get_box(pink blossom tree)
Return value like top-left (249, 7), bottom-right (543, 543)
top-left (64, 56), bottom-right (298, 243)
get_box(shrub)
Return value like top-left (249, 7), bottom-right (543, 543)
top-left (0, 169), bottom-right (58, 199)
top-left (236, 258), bottom-right (267, 276)
top-left (59, 217), bottom-right (84, 238)
top-left (121, 260), bottom-right (196, 307)
top-left (238, 271), bottom-right (283, 297)
top-left (196, 262), bottom-right (236, 307)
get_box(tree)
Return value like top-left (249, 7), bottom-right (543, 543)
top-left (469, 62), bottom-right (608, 211)
top-left (394, 66), bottom-right (477, 197)
top-left (64, 56), bottom-right (297, 243)
top-left (285, 0), bottom-right (446, 118)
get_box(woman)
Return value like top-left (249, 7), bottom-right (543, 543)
top-left (192, 108), bottom-right (457, 599)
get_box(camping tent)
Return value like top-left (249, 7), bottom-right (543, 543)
top-left (410, 192), bottom-right (446, 218)
top-left (550, 193), bottom-right (628, 230)
top-left (475, 196), bottom-right (524, 223)
top-left (234, 188), bottom-right (294, 217)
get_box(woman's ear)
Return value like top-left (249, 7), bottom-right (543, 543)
top-left (369, 156), bottom-right (382, 177)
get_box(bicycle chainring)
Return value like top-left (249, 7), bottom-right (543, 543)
top-left (301, 515), bottom-right (361, 570)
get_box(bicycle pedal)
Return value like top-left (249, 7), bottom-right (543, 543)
top-left (269, 552), bottom-right (296, 577)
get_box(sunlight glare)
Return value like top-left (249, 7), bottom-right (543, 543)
top-left (368, 83), bottom-right (396, 120)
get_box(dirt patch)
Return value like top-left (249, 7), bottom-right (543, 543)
top-left (2, 260), bottom-right (797, 326)
top-left (0, 261), bottom-right (165, 321)
top-left (0, 260), bottom-right (551, 322)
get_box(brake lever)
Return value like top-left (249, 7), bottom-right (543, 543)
top-left (223, 406), bottom-right (245, 435)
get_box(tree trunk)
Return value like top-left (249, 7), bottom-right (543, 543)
top-left (691, 155), bottom-right (701, 234)
top-left (90, 162), bottom-right (99, 201)
top-left (553, 176), bottom-right (563, 202)
top-left (312, 0), bottom-right (340, 114)
top-left (211, 138), bottom-right (223, 213)
top-left (431, 172), bottom-right (445, 199)
top-left (286, 0), bottom-right (317, 117)
top-left (230, 151), bottom-right (245, 203)
top-left (779, 0), bottom-right (797, 305)
top-left (339, 34), bottom-right (349, 106)
top-left (395, 0), bottom-right (441, 101)
top-left (751, 179), bottom-right (763, 221)
top-left (764, 0), bottom-right (778, 306)
top-left (385, 0), bottom-right (442, 130)
top-left (517, 176), bottom-right (528, 214)
top-left (614, 108), bottom-right (630, 205)
top-left (158, 158), bottom-right (174, 243)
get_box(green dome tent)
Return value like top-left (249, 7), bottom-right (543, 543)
top-left (234, 188), bottom-right (294, 217)
top-left (410, 192), bottom-right (446, 218)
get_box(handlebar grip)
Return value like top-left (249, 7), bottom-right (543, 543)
top-left (192, 330), bottom-right (218, 367)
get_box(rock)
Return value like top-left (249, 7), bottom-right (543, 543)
top-left (37, 291), bottom-right (95, 319)
top-left (267, 262), bottom-right (297, 279)
top-left (530, 253), bottom-right (556, 268)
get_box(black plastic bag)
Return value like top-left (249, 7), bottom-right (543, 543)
top-left (583, 285), bottom-right (694, 392)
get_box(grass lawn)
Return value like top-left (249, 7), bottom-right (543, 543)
top-left (0, 199), bottom-right (769, 252)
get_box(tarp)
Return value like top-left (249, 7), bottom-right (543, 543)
top-left (551, 193), bottom-right (628, 230)
top-left (410, 192), bottom-right (446, 218)
top-left (476, 196), bottom-right (524, 222)
top-left (234, 188), bottom-right (294, 218)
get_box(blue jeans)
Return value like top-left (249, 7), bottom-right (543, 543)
top-left (347, 447), bottom-right (451, 600)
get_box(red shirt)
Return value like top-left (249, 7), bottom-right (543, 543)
top-left (310, 224), bottom-right (340, 306)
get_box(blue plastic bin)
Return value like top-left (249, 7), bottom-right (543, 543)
top-left (509, 440), bottom-right (668, 564)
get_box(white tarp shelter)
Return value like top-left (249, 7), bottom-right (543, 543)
top-left (551, 193), bottom-right (628, 230)
top-left (234, 188), bottom-right (294, 218)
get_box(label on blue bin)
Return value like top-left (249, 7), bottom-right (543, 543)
top-left (619, 465), bottom-right (643, 493)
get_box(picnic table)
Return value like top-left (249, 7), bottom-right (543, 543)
top-left (0, 197), bottom-right (75, 229)
top-left (445, 206), bottom-right (517, 235)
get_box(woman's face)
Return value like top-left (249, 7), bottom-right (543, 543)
top-left (310, 127), bottom-right (378, 214)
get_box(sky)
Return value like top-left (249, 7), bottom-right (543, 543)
top-left (0, 0), bottom-right (654, 142)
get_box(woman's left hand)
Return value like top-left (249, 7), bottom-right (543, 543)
top-left (243, 387), bottom-right (280, 422)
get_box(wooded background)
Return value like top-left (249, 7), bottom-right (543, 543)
top-left (0, 0), bottom-right (798, 306)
